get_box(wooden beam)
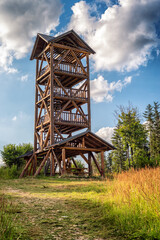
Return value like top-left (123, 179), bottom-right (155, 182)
top-left (62, 147), bottom-right (104, 152)
top-left (44, 52), bottom-right (50, 68)
top-left (54, 76), bottom-right (70, 97)
top-left (54, 100), bottom-right (71, 120)
top-left (71, 50), bottom-right (87, 75)
top-left (43, 127), bottom-right (50, 148)
top-left (52, 42), bottom-right (89, 54)
top-left (88, 152), bottom-right (92, 177)
top-left (52, 150), bottom-right (62, 174)
top-left (101, 151), bottom-right (105, 178)
top-left (50, 45), bottom-right (54, 145)
top-left (50, 151), bottom-right (55, 176)
top-left (80, 153), bottom-right (88, 164)
top-left (71, 157), bottom-right (78, 168)
top-left (86, 54), bottom-right (91, 130)
top-left (54, 126), bottom-right (64, 140)
top-left (19, 154), bottom-right (34, 178)
top-left (62, 148), bottom-right (66, 174)
top-left (34, 150), bottom-right (51, 176)
top-left (90, 152), bottom-right (102, 175)
top-left (54, 49), bottom-right (70, 69)
top-left (34, 60), bottom-right (39, 152)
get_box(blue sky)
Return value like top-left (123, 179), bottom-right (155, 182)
top-left (0, 0), bottom-right (160, 159)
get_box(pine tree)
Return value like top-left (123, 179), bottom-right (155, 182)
top-left (111, 105), bottom-right (148, 171)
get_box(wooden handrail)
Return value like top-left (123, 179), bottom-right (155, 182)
top-left (39, 62), bottom-right (87, 77)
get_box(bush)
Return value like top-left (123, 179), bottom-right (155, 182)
top-left (0, 165), bottom-right (22, 179)
top-left (1, 143), bottom-right (33, 168)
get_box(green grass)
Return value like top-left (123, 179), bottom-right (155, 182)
top-left (0, 168), bottom-right (160, 239)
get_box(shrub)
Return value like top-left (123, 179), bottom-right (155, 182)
top-left (1, 143), bottom-right (33, 168)
top-left (0, 165), bottom-right (22, 179)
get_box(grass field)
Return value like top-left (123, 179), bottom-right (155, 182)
top-left (0, 167), bottom-right (160, 240)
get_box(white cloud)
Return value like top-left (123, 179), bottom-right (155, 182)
top-left (20, 74), bottom-right (28, 82)
top-left (90, 75), bottom-right (132, 102)
top-left (96, 126), bottom-right (115, 144)
top-left (0, 0), bottom-right (62, 73)
top-left (68, 0), bottom-right (160, 72)
top-left (12, 116), bottom-right (17, 121)
top-left (124, 76), bottom-right (132, 85)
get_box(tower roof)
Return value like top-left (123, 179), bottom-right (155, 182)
top-left (30, 30), bottom-right (95, 60)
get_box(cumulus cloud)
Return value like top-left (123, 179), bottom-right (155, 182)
top-left (90, 75), bottom-right (132, 102)
top-left (20, 74), bottom-right (28, 82)
top-left (96, 126), bottom-right (115, 144)
top-left (68, 0), bottom-right (160, 72)
top-left (12, 116), bottom-right (17, 121)
top-left (0, 0), bottom-right (62, 73)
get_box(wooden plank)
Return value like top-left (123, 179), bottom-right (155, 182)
top-left (19, 154), bottom-right (34, 178)
top-left (34, 150), bottom-right (51, 176)
top-left (90, 152), bottom-right (102, 175)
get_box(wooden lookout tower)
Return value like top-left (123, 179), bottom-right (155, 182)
top-left (20, 30), bottom-right (114, 178)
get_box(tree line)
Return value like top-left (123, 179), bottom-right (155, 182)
top-left (107, 102), bottom-right (160, 172)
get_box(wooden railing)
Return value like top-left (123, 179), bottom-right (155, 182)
top-left (39, 62), bottom-right (87, 78)
top-left (54, 111), bottom-right (87, 124)
top-left (37, 87), bottom-right (88, 101)
top-left (38, 112), bottom-right (87, 126)
top-left (55, 62), bottom-right (86, 75)
top-left (54, 87), bottom-right (88, 99)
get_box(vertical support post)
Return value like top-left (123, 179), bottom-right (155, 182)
top-left (34, 59), bottom-right (39, 152)
top-left (33, 59), bottom-right (39, 173)
top-left (50, 151), bottom-right (55, 176)
top-left (62, 148), bottom-right (66, 174)
top-left (88, 152), bottom-right (92, 177)
top-left (50, 45), bottom-right (54, 145)
top-left (86, 54), bottom-right (91, 131)
top-left (33, 154), bottom-right (37, 175)
top-left (101, 151), bottom-right (105, 178)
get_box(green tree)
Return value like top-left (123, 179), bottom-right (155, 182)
top-left (111, 105), bottom-right (148, 171)
top-left (144, 102), bottom-right (160, 164)
top-left (1, 143), bottom-right (33, 168)
top-left (111, 126), bottom-right (127, 172)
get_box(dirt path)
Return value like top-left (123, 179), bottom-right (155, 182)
top-left (0, 179), bottom-right (123, 240)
